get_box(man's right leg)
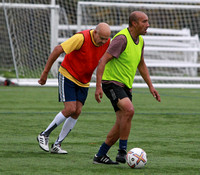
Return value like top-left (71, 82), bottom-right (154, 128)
top-left (93, 116), bottom-right (120, 165)
top-left (37, 111), bottom-right (66, 152)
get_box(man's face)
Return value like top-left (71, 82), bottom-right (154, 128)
top-left (136, 14), bottom-right (150, 35)
top-left (94, 30), bottom-right (110, 46)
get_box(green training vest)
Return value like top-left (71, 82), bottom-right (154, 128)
top-left (102, 28), bottom-right (143, 88)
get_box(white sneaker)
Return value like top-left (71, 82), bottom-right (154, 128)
top-left (51, 144), bottom-right (68, 154)
top-left (37, 133), bottom-right (49, 152)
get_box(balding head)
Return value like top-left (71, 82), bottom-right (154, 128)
top-left (128, 11), bottom-right (149, 37)
top-left (129, 11), bottom-right (148, 27)
top-left (95, 22), bottom-right (111, 38)
top-left (93, 22), bottom-right (111, 46)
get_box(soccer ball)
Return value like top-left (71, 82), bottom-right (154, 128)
top-left (126, 148), bottom-right (147, 168)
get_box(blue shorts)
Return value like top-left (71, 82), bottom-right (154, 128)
top-left (58, 72), bottom-right (89, 105)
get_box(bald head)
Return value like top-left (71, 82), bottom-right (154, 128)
top-left (95, 22), bottom-right (111, 37)
top-left (93, 22), bottom-right (111, 46)
top-left (129, 11), bottom-right (148, 27)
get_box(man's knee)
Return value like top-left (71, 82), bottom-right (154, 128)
top-left (126, 107), bottom-right (134, 117)
top-left (62, 102), bottom-right (77, 117)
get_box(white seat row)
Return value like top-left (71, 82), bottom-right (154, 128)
top-left (55, 24), bottom-right (200, 76)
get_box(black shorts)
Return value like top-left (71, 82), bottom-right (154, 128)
top-left (102, 83), bottom-right (132, 112)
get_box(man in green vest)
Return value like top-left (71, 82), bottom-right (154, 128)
top-left (93, 11), bottom-right (161, 165)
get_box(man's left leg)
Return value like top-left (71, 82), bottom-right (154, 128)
top-left (115, 97), bottom-right (134, 163)
top-left (51, 83), bottom-right (88, 154)
top-left (51, 101), bottom-right (83, 154)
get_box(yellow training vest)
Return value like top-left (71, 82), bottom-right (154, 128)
top-left (102, 28), bottom-right (143, 88)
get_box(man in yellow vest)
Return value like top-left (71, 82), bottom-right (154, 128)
top-left (93, 11), bottom-right (161, 165)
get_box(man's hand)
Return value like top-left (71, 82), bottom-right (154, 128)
top-left (95, 86), bottom-right (103, 103)
top-left (150, 87), bottom-right (161, 102)
top-left (38, 71), bottom-right (48, 85)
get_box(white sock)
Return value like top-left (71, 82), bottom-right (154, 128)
top-left (55, 117), bottom-right (77, 145)
top-left (43, 112), bottom-right (66, 136)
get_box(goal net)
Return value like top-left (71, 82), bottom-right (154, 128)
top-left (0, 0), bottom-right (60, 79)
top-left (0, 0), bottom-right (200, 88)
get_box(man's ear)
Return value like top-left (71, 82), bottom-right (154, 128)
top-left (131, 21), bottom-right (137, 27)
top-left (93, 30), bottom-right (98, 35)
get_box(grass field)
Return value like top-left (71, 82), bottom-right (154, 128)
top-left (0, 86), bottom-right (200, 175)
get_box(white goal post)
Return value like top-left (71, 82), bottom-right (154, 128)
top-left (104, 0), bottom-right (200, 3)
top-left (77, 1), bottom-right (200, 32)
top-left (0, 0), bottom-right (200, 88)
